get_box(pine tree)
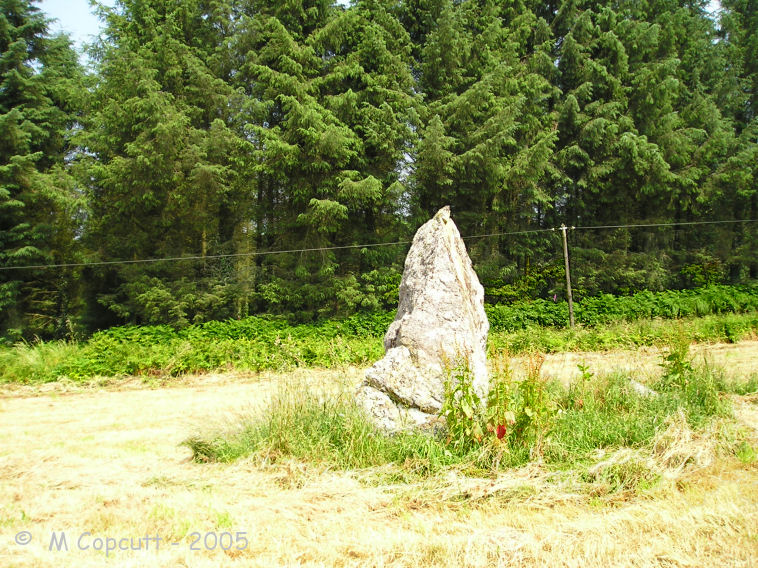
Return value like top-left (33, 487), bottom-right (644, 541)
top-left (82, 0), bottom-right (253, 326)
top-left (706, 0), bottom-right (758, 280)
top-left (227, 0), bottom-right (417, 317)
top-left (723, 0), bottom-right (757, 129)
top-left (539, 1), bottom-right (743, 294)
top-left (410, 0), bottom-right (557, 296)
top-left (0, 0), bottom-right (85, 339)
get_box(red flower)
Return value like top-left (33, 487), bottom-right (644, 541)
top-left (496, 424), bottom-right (506, 439)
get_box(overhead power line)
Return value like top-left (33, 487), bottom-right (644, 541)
top-left (573, 219), bottom-right (758, 230)
top-left (0, 227), bottom-right (557, 272)
top-left (0, 240), bottom-right (412, 272)
top-left (1, 219), bottom-right (756, 272)
top-left (462, 228), bottom-right (556, 239)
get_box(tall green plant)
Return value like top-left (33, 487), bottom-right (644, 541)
top-left (439, 359), bottom-right (486, 452)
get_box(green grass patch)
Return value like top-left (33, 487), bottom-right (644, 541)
top-left (736, 442), bottom-right (757, 464)
top-left (185, 347), bottom-right (747, 488)
top-left (184, 380), bottom-right (465, 474)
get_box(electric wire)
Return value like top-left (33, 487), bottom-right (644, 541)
top-left (1, 218), bottom-right (756, 272)
top-left (0, 240), bottom-right (412, 272)
top-left (573, 219), bottom-right (758, 230)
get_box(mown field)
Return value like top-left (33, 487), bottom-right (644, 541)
top-left (1, 341), bottom-right (756, 567)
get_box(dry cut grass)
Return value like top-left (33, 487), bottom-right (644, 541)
top-left (0, 350), bottom-right (756, 567)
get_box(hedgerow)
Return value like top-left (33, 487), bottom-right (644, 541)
top-left (1, 285), bottom-right (757, 383)
top-left (485, 284), bottom-right (758, 331)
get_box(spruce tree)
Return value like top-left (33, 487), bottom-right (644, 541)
top-left (706, 0), bottom-right (758, 280)
top-left (409, 0), bottom-right (557, 298)
top-left (228, 0), bottom-right (417, 317)
top-left (82, 0), bottom-right (253, 326)
top-left (0, 0), bottom-right (85, 339)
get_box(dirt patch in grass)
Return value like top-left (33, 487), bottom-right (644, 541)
top-left (0, 345), bottom-right (756, 567)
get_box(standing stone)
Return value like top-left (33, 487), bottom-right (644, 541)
top-left (355, 206), bottom-right (489, 431)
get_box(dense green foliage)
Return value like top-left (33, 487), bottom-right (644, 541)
top-left (0, 0), bottom-right (85, 339)
top-left (2, 0), bottom-right (758, 339)
top-left (486, 283), bottom-right (758, 329)
top-left (2, 285), bottom-right (757, 383)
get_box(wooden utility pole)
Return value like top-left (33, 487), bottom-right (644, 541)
top-left (559, 224), bottom-right (576, 328)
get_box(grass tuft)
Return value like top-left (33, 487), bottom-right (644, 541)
top-left (184, 378), bottom-right (465, 474)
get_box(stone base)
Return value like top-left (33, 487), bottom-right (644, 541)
top-left (355, 384), bottom-right (442, 433)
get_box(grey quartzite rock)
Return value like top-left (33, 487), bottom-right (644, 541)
top-left (355, 206), bottom-right (489, 431)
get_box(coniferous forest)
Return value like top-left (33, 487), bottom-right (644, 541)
top-left (1, 0), bottom-right (757, 341)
